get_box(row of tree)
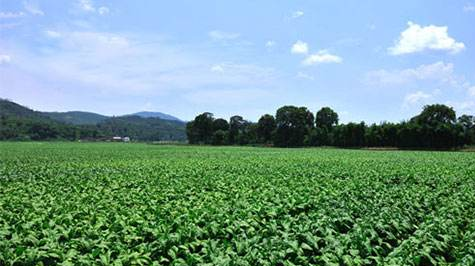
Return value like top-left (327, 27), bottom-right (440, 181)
top-left (186, 104), bottom-right (475, 148)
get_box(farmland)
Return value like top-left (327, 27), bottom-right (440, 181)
top-left (1, 143), bottom-right (475, 265)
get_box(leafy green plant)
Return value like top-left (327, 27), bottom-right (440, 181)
top-left (1, 142), bottom-right (474, 265)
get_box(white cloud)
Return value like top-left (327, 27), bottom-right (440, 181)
top-left (366, 61), bottom-right (457, 85)
top-left (78, 0), bottom-right (95, 12)
top-left (0, 54), bottom-right (11, 64)
top-left (44, 30), bottom-right (62, 38)
top-left (0, 11), bottom-right (26, 19)
top-left (210, 65), bottom-right (224, 73)
top-left (469, 86), bottom-right (475, 97)
top-left (446, 100), bottom-right (475, 113)
top-left (389, 22), bottom-right (465, 55)
top-left (296, 72), bottom-right (314, 80)
top-left (291, 10), bottom-right (304, 19)
top-left (265, 40), bottom-right (276, 48)
top-left (98, 6), bottom-right (110, 15)
top-left (206, 63), bottom-right (276, 84)
top-left (23, 1), bottom-right (44, 16)
top-left (291, 40), bottom-right (308, 54)
top-left (403, 91), bottom-right (432, 108)
top-left (464, 3), bottom-right (475, 12)
top-left (0, 22), bottom-right (22, 29)
top-left (302, 50), bottom-right (342, 65)
top-left (208, 30), bottom-right (240, 41)
top-left (184, 88), bottom-right (271, 107)
top-left (77, 0), bottom-right (109, 15)
top-left (6, 30), bottom-right (277, 96)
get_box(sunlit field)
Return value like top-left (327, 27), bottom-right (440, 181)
top-left (1, 143), bottom-right (475, 265)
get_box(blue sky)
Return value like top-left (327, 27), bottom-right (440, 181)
top-left (0, 0), bottom-right (474, 123)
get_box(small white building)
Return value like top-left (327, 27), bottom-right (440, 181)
top-left (111, 136), bottom-right (130, 142)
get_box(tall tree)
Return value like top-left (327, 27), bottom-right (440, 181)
top-left (411, 104), bottom-right (459, 148)
top-left (186, 112), bottom-right (214, 144)
top-left (458, 115), bottom-right (475, 145)
top-left (257, 114), bottom-right (276, 143)
top-left (412, 104), bottom-right (456, 126)
top-left (274, 106), bottom-right (314, 147)
top-left (229, 115), bottom-right (245, 144)
top-left (213, 118), bottom-right (229, 132)
top-left (315, 107), bottom-right (339, 129)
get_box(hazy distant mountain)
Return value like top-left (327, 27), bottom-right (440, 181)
top-left (128, 111), bottom-right (183, 122)
top-left (97, 116), bottom-right (186, 141)
top-left (0, 99), bottom-right (187, 141)
top-left (43, 111), bottom-right (108, 125)
top-left (0, 99), bottom-right (44, 119)
top-left (0, 99), bottom-right (99, 140)
top-left (43, 110), bottom-right (183, 125)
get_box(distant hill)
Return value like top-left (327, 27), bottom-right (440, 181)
top-left (43, 111), bottom-right (108, 125)
top-left (128, 111), bottom-right (183, 122)
top-left (0, 99), bottom-right (45, 119)
top-left (0, 99), bottom-right (186, 141)
top-left (97, 116), bottom-right (186, 141)
top-left (0, 99), bottom-right (99, 141)
top-left (42, 110), bottom-right (183, 125)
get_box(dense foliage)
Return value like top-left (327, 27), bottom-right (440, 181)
top-left (0, 100), bottom-right (101, 141)
top-left (42, 111), bottom-right (109, 125)
top-left (1, 143), bottom-right (475, 265)
top-left (97, 116), bottom-right (186, 141)
top-left (187, 104), bottom-right (475, 148)
top-left (0, 99), bottom-right (186, 141)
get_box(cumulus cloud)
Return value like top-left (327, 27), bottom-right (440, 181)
top-left (291, 10), bottom-right (304, 19)
top-left (0, 11), bottom-right (26, 19)
top-left (403, 91), bottom-right (432, 108)
top-left (296, 72), bottom-right (314, 80)
top-left (23, 1), bottom-right (44, 16)
top-left (184, 88), bottom-right (271, 107)
top-left (446, 100), bottom-right (475, 113)
top-left (77, 0), bottom-right (109, 15)
top-left (464, 3), bottom-right (475, 12)
top-left (44, 30), bottom-right (61, 38)
top-left (5, 30), bottom-right (277, 96)
top-left (210, 65), bottom-right (224, 73)
top-left (302, 50), bottom-right (342, 65)
top-left (469, 86), bottom-right (475, 97)
top-left (389, 22), bottom-right (465, 55)
top-left (265, 40), bottom-right (276, 48)
top-left (208, 30), bottom-right (240, 41)
top-left (291, 40), bottom-right (308, 54)
top-left (78, 0), bottom-right (95, 12)
top-left (98, 6), bottom-right (110, 15)
top-left (206, 63), bottom-right (276, 84)
top-left (0, 54), bottom-right (11, 64)
top-left (366, 61), bottom-right (457, 85)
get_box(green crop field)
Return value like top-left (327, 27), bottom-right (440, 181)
top-left (1, 142), bottom-right (475, 265)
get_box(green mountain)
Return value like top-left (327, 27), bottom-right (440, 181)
top-left (0, 99), bottom-right (46, 119)
top-left (42, 110), bottom-right (183, 125)
top-left (0, 99), bottom-right (99, 141)
top-left (0, 99), bottom-right (186, 141)
top-left (129, 111), bottom-right (183, 122)
top-left (97, 116), bottom-right (186, 141)
top-left (43, 111), bottom-right (108, 125)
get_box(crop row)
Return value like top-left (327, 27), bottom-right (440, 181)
top-left (1, 142), bottom-right (475, 265)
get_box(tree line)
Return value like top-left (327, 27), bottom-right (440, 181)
top-left (186, 104), bottom-right (475, 148)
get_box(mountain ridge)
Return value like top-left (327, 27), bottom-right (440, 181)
top-left (40, 109), bottom-right (183, 125)
top-left (128, 111), bottom-right (183, 122)
top-left (0, 99), bottom-right (186, 141)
